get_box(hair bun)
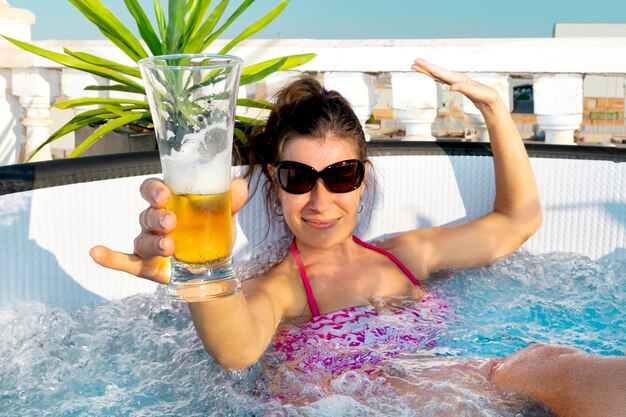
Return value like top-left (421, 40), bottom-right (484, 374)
top-left (274, 78), bottom-right (327, 109)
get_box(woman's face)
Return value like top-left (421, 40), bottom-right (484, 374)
top-left (275, 136), bottom-right (365, 250)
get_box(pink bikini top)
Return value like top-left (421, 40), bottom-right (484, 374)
top-left (269, 237), bottom-right (442, 381)
top-left (289, 235), bottom-right (422, 317)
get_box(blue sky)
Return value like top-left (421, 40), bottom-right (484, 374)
top-left (9, 0), bottom-right (626, 40)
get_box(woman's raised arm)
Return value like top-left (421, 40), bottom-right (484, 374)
top-left (384, 59), bottom-right (542, 276)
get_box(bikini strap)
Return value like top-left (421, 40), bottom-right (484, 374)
top-left (290, 238), bottom-right (320, 317)
top-left (352, 235), bottom-right (422, 287)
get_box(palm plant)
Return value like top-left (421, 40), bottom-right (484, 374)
top-left (3, 0), bottom-right (315, 159)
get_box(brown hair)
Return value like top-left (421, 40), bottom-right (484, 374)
top-left (247, 77), bottom-right (369, 214)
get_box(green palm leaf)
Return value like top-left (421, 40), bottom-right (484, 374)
top-left (71, 106), bottom-right (146, 123)
top-left (201, 0), bottom-right (255, 51)
top-left (239, 54), bottom-right (315, 85)
top-left (218, 0), bottom-right (288, 55)
top-left (237, 98), bottom-right (273, 110)
top-left (48, 114), bottom-right (109, 142)
top-left (103, 104), bottom-right (133, 117)
top-left (71, 107), bottom-right (123, 122)
top-left (184, 0), bottom-right (232, 53)
top-left (54, 97), bottom-right (148, 110)
top-left (2, 36), bottom-right (145, 92)
top-left (84, 85), bottom-right (147, 94)
top-left (124, 0), bottom-right (162, 56)
top-left (27, 110), bottom-right (116, 160)
top-left (63, 48), bottom-right (142, 78)
top-left (31, 105), bottom-right (148, 158)
top-left (69, 112), bottom-right (152, 157)
top-left (154, 0), bottom-right (167, 39)
top-left (73, 105), bottom-right (144, 119)
top-left (240, 57), bottom-right (286, 86)
top-left (235, 115), bottom-right (266, 125)
top-left (68, 0), bottom-right (148, 62)
top-left (233, 127), bottom-right (249, 145)
top-left (182, 0), bottom-right (211, 44)
top-left (165, 0), bottom-right (186, 54)
top-left (10, 0), bottom-right (317, 160)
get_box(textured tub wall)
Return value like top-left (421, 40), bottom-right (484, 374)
top-left (0, 154), bottom-right (624, 308)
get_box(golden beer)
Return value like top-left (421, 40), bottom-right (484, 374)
top-left (167, 190), bottom-right (232, 264)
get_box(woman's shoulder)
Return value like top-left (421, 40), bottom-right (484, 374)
top-left (375, 230), bottom-right (428, 251)
top-left (374, 230), bottom-right (434, 281)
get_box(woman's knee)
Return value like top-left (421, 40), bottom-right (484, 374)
top-left (489, 343), bottom-right (581, 394)
top-left (521, 343), bottom-right (581, 357)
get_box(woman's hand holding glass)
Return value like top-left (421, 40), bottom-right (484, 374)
top-left (89, 177), bottom-right (249, 285)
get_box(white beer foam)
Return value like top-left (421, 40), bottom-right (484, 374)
top-left (162, 125), bottom-right (231, 195)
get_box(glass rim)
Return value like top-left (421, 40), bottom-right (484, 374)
top-left (138, 53), bottom-right (243, 70)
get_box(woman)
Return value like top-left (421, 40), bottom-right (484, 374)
top-left (90, 60), bottom-right (625, 417)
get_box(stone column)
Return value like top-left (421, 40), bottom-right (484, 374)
top-left (463, 73), bottom-right (511, 142)
top-left (534, 74), bottom-right (583, 145)
top-left (0, 1), bottom-right (37, 164)
top-left (390, 72), bottom-right (438, 141)
top-left (0, 1), bottom-right (35, 45)
top-left (12, 68), bottom-right (58, 162)
top-left (0, 70), bottom-right (16, 164)
top-left (323, 72), bottom-right (376, 136)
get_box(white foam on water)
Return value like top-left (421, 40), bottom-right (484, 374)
top-left (2, 252), bottom-right (622, 415)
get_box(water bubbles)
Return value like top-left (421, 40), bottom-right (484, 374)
top-left (0, 251), bottom-right (621, 416)
top-left (432, 251), bottom-right (625, 358)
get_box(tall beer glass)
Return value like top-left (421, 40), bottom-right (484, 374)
top-left (139, 54), bottom-right (242, 302)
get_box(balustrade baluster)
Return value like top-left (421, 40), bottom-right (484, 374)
top-left (323, 72), bottom-right (376, 138)
top-left (390, 72), bottom-right (438, 141)
top-left (11, 68), bottom-right (57, 162)
top-left (534, 74), bottom-right (583, 145)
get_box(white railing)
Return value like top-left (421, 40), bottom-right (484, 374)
top-left (1, 4), bottom-right (626, 165)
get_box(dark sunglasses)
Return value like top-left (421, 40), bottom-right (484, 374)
top-left (274, 159), bottom-right (365, 194)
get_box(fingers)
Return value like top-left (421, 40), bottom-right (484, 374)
top-left (134, 232), bottom-right (175, 258)
top-left (93, 177), bottom-right (249, 285)
top-left (133, 177), bottom-right (247, 259)
top-left (136, 206), bottom-right (176, 258)
top-left (140, 178), bottom-right (170, 208)
top-left (139, 207), bottom-right (176, 234)
top-left (89, 245), bottom-right (171, 284)
top-left (413, 58), bottom-right (500, 107)
top-left (137, 179), bottom-right (176, 257)
top-left (412, 59), bottom-right (472, 96)
top-left (412, 58), bottom-right (467, 86)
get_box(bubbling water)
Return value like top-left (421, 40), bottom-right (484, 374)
top-left (1, 249), bottom-right (623, 416)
